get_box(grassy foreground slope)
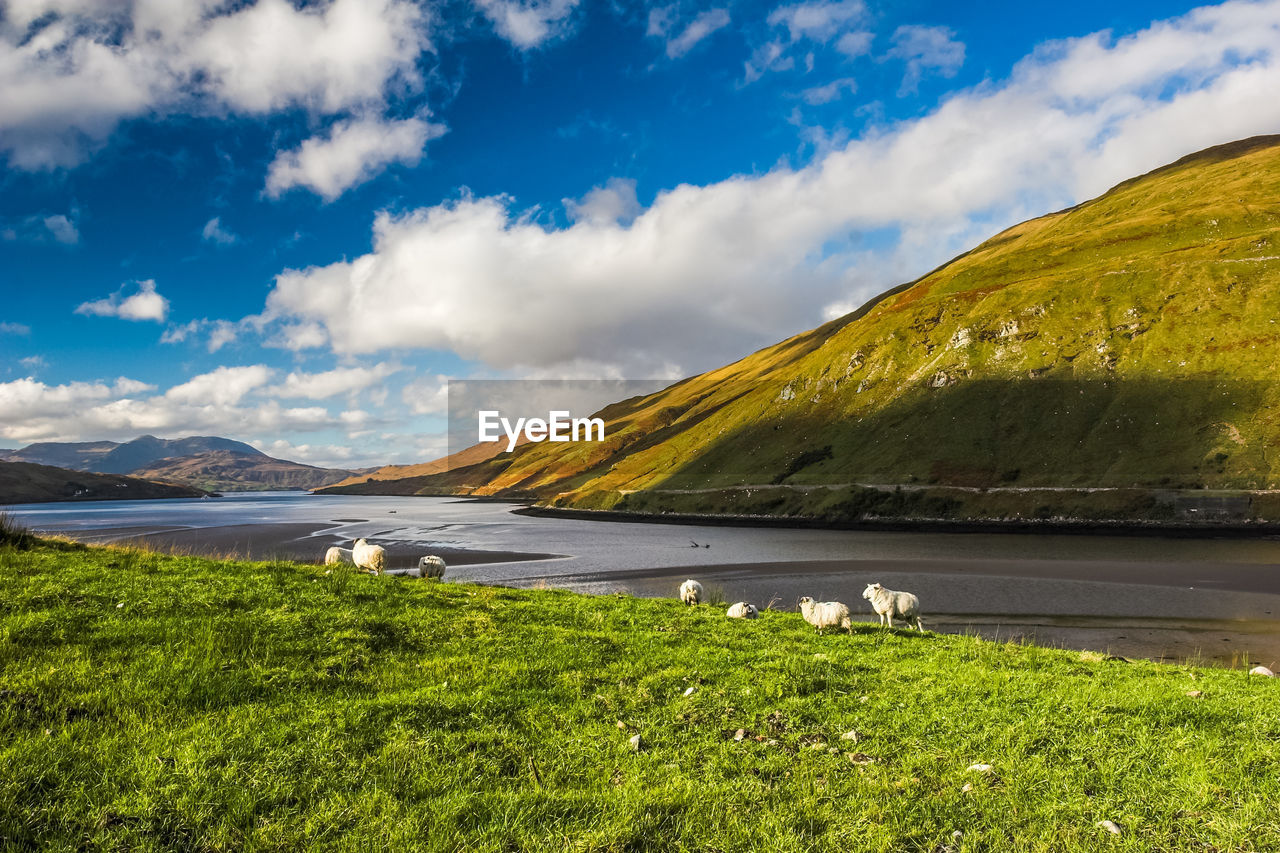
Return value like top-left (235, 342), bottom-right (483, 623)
top-left (372, 136), bottom-right (1280, 516)
top-left (3, 536), bottom-right (1280, 850)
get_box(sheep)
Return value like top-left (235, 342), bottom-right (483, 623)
top-left (862, 582), bottom-right (924, 631)
top-left (679, 579), bottom-right (704, 606)
top-left (798, 596), bottom-right (852, 634)
top-left (352, 538), bottom-right (386, 575)
top-left (418, 555), bottom-right (447, 580)
top-left (726, 601), bottom-right (759, 619)
top-left (323, 546), bottom-right (354, 566)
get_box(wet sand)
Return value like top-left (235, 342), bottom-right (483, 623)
top-left (72, 522), bottom-right (561, 567)
top-left (515, 557), bottom-right (1280, 667)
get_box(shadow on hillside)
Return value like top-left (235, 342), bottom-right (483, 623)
top-left (640, 377), bottom-right (1280, 491)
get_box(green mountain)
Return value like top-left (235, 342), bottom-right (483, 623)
top-left (332, 136), bottom-right (1280, 521)
top-left (0, 461), bottom-right (210, 504)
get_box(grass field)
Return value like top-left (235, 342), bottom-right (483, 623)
top-left (3, 528), bottom-right (1280, 850)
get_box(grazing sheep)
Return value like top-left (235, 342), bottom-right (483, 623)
top-left (323, 546), bottom-right (354, 566)
top-left (862, 582), bottom-right (924, 631)
top-left (798, 596), bottom-right (852, 634)
top-left (679, 579), bottom-right (704, 606)
top-left (352, 538), bottom-right (386, 575)
top-left (726, 601), bottom-right (759, 619)
top-left (418, 555), bottom-right (447, 580)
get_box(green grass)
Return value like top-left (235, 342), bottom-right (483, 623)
top-left (4, 538), bottom-right (1280, 850)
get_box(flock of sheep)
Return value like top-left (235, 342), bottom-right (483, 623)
top-left (682, 578), bottom-right (924, 632)
top-left (323, 538), bottom-right (447, 579)
top-left (324, 538), bottom-right (922, 630)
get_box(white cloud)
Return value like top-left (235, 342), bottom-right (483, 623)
top-left (0, 322), bottom-right (30, 335)
top-left (473, 0), bottom-right (579, 50)
top-left (42, 214), bottom-right (79, 244)
top-left (0, 0), bottom-right (432, 169)
top-left (401, 374), bottom-right (450, 416)
top-left (75, 279), bottom-right (169, 323)
top-left (201, 217), bottom-right (237, 245)
top-left (800, 77), bottom-right (857, 104)
top-left (265, 115), bottom-right (446, 201)
top-left (563, 178), bottom-right (641, 225)
top-left (835, 30), bottom-right (873, 59)
top-left (247, 0), bottom-right (1280, 379)
top-left (767, 1), bottom-right (866, 44)
top-left (887, 24), bottom-right (966, 95)
top-left (271, 363), bottom-right (402, 399)
top-left (0, 366), bottom-right (358, 447)
top-left (19, 355), bottom-right (46, 370)
top-left (663, 9), bottom-right (731, 59)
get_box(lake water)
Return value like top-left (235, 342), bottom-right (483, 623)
top-left (9, 491), bottom-right (1280, 665)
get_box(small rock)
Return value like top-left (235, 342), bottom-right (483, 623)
top-left (683, 686), bottom-right (696, 697)
top-left (733, 729), bottom-right (745, 742)
top-left (841, 730), bottom-right (860, 742)
top-left (1249, 665), bottom-right (1275, 677)
top-left (1185, 690), bottom-right (1203, 698)
top-left (116, 602), bottom-right (124, 609)
top-left (845, 752), bottom-right (875, 765)
top-left (1097, 819), bottom-right (1122, 836)
top-left (616, 720), bottom-right (627, 730)
top-left (967, 763), bottom-right (994, 774)
top-left (629, 734), bottom-right (642, 752)
top-left (961, 782), bottom-right (973, 793)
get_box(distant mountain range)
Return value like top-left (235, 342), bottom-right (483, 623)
top-left (2, 435), bottom-right (359, 493)
top-left (320, 136), bottom-right (1280, 522)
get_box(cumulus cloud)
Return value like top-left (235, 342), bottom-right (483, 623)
top-left (563, 178), bottom-right (641, 225)
top-left (473, 0), bottom-right (579, 50)
top-left (0, 366), bottom-right (368, 448)
top-left (270, 363), bottom-right (402, 399)
top-left (0, 0), bottom-right (432, 169)
top-left (887, 24), bottom-right (966, 95)
top-left (248, 0), bottom-right (1280, 379)
top-left (660, 9), bottom-right (731, 59)
top-left (2, 210), bottom-right (81, 244)
top-left (265, 115), bottom-right (446, 201)
top-left (75, 279), bottom-right (169, 323)
top-left (201, 217), bottom-right (237, 245)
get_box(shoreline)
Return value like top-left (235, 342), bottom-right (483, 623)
top-left (515, 504), bottom-right (1280, 539)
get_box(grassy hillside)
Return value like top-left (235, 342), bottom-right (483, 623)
top-left (379, 136), bottom-right (1280, 518)
top-left (2, 534), bottom-right (1280, 850)
top-left (0, 461), bottom-right (208, 504)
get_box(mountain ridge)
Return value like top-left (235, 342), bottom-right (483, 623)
top-left (322, 135), bottom-right (1280, 521)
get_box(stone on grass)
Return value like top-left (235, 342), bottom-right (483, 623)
top-left (1097, 819), bottom-right (1122, 836)
top-left (1249, 665), bottom-right (1275, 677)
top-left (967, 763), bottom-right (994, 774)
top-left (683, 686), bottom-right (696, 697)
top-left (841, 730), bottom-right (860, 742)
top-left (629, 734), bottom-right (642, 752)
top-left (734, 729), bottom-right (746, 742)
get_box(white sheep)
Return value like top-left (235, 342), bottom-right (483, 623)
top-left (352, 538), bottom-right (386, 574)
top-left (862, 582), bottom-right (924, 631)
top-left (323, 546), bottom-right (354, 566)
top-left (418, 555), bottom-right (447, 580)
top-left (726, 602), bottom-right (759, 619)
top-left (679, 579), bottom-right (704, 606)
top-left (798, 596), bottom-right (852, 634)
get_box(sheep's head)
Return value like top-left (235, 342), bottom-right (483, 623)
top-left (355, 538), bottom-right (368, 546)
top-left (862, 583), bottom-right (881, 600)
top-left (798, 596), bottom-right (814, 608)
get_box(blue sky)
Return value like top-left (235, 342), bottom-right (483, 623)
top-left (2, 0), bottom-right (1279, 467)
